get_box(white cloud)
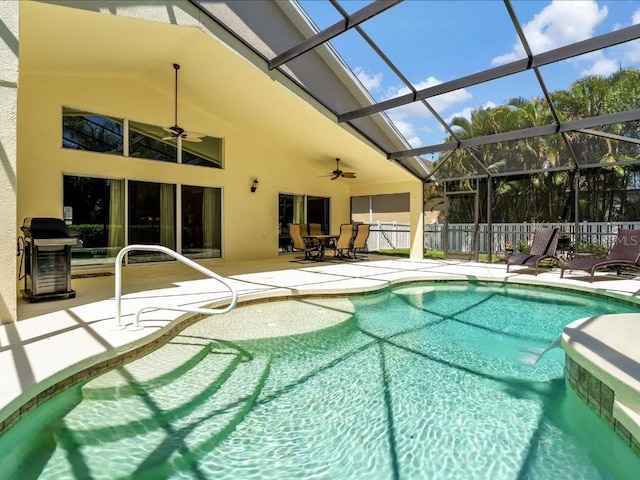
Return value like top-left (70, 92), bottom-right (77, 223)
top-left (491, 52), bottom-right (520, 65)
top-left (607, 10), bottom-right (640, 65)
top-left (623, 39), bottom-right (640, 63)
top-left (581, 55), bottom-right (618, 76)
top-left (445, 101), bottom-right (497, 124)
top-left (384, 76), bottom-right (472, 118)
top-left (381, 76), bottom-right (473, 147)
top-left (388, 118), bottom-right (422, 148)
top-left (491, 0), bottom-right (608, 65)
top-left (620, 9), bottom-right (640, 63)
top-left (354, 67), bottom-right (383, 91)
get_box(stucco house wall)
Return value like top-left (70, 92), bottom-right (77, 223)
top-left (0, 1), bottom-right (18, 322)
top-left (1, 1), bottom-right (423, 322)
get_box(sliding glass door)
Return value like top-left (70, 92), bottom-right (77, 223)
top-left (64, 175), bottom-right (222, 265)
top-left (278, 193), bottom-right (330, 252)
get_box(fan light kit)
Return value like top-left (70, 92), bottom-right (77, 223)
top-left (162, 63), bottom-right (205, 143)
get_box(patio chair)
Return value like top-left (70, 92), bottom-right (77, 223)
top-left (308, 223), bottom-right (322, 235)
top-left (332, 223), bottom-right (355, 259)
top-left (560, 229), bottom-right (640, 282)
top-left (350, 223), bottom-right (370, 259)
top-left (506, 227), bottom-right (560, 275)
top-left (288, 223), bottom-right (320, 260)
top-left (307, 223), bottom-right (323, 248)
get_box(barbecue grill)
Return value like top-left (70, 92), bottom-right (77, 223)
top-left (20, 217), bottom-right (81, 302)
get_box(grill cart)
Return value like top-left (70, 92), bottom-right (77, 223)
top-left (20, 217), bottom-right (81, 302)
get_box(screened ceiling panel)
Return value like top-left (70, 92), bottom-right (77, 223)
top-left (352, 0), bottom-right (524, 85)
top-left (428, 153), bottom-right (484, 181)
top-left (484, 135), bottom-right (575, 174)
top-left (380, 101), bottom-right (442, 149)
top-left (313, 27), bottom-right (402, 104)
top-left (196, 0), bottom-right (640, 182)
top-left (582, 121), bottom-right (640, 145)
top-left (433, 72), bottom-right (553, 138)
top-left (297, 0), bottom-right (345, 29)
top-left (567, 130), bottom-right (640, 167)
top-left (430, 134), bottom-right (576, 181)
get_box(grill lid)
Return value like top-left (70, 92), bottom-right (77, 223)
top-left (21, 217), bottom-right (81, 239)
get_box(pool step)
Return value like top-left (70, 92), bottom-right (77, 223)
top-left (81, 341), bottom-right (211, 399)
top-left (42, 350), bottom-right (270, 479)
top-left (613, 400), bottom-right (640, 444)
top-left (61, 351), bottom-right (240, 432)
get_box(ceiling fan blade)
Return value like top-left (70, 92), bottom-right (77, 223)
top-left (182, 131), bottom-right (206, 139)
top-left (181, 135), bottom-right (203, 143)
top-left (342, 172), bottom-right (357, 178)
top-left (331, 175), bottom-right (339, 180)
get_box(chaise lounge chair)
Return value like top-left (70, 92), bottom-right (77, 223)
top-left (506, 227), bottom-right (560, 275)
top-left (560, 229), bottom-right (640, 282)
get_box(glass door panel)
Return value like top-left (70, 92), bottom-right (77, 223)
top-left (307, 196), bottom-right (330, 234)
top-left (128, 180), bottom-right (175, 263)
top-left (182, 185), bottom-right (222, 259)
top-left (63, 176), bottom-right (124, 266)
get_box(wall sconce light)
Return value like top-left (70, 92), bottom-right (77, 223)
top-left (251, 178), bottom-right (259, 193)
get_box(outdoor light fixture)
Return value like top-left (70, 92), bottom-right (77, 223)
top-left (251, 178), bottom-right (259, 193)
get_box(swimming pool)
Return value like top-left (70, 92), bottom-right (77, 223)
top-left (2, 282), bottom-right (640, 479)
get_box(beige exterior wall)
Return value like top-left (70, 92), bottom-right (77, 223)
top-left (0, 1), bottom-right (18, 322)
top-left (1, 1), bottom-right (424, 321)
top-left (16, 72), bottom-right (355, 263)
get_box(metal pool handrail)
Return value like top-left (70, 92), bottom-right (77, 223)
top-left (115, 245), bottom-right (238, 329)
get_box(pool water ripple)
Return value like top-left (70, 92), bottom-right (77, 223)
top-left (3, 282), bottom-right (640, 479)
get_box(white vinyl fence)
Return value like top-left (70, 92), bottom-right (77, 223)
top-left (366, 221), bottom-right (640, 253)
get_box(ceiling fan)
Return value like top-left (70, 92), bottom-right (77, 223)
top-left (162, 63), bottom-right (205, 143)
top-left (324, 158), bottom-right (357, 180)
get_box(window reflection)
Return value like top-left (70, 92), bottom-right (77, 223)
top-left (182, 136), bottom-right (223, 168)
top-left (62, 107), bottom-right (123, 154)
top-left (63, 175), bottom-right (125, 266)
top-left (62, 107), bottom-right (223, 169)
top-left (129, 120), bottom-right (178, 163)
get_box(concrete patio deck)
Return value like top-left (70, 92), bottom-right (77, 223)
top-left (2, 253), bottom-right (640, 445)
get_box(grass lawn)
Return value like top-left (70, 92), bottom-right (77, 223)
top-left (372, 249), bottom-right (501, 263)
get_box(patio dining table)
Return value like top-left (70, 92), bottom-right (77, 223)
top-left (302, 234), bottom-right (339, 261)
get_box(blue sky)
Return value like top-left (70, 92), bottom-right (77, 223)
top-left (298, 0), bottom-right (640, 153)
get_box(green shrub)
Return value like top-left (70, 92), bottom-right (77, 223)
top-left (515, 238), bottom-right (530, 254)
top-left (575, 241), bottom-right (608, 258)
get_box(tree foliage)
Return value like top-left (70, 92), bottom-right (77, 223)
top-left (432, 68), bottom-right (640, 223)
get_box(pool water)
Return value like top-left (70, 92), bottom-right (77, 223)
top-left (3, 282), bottom-right (640, 479)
